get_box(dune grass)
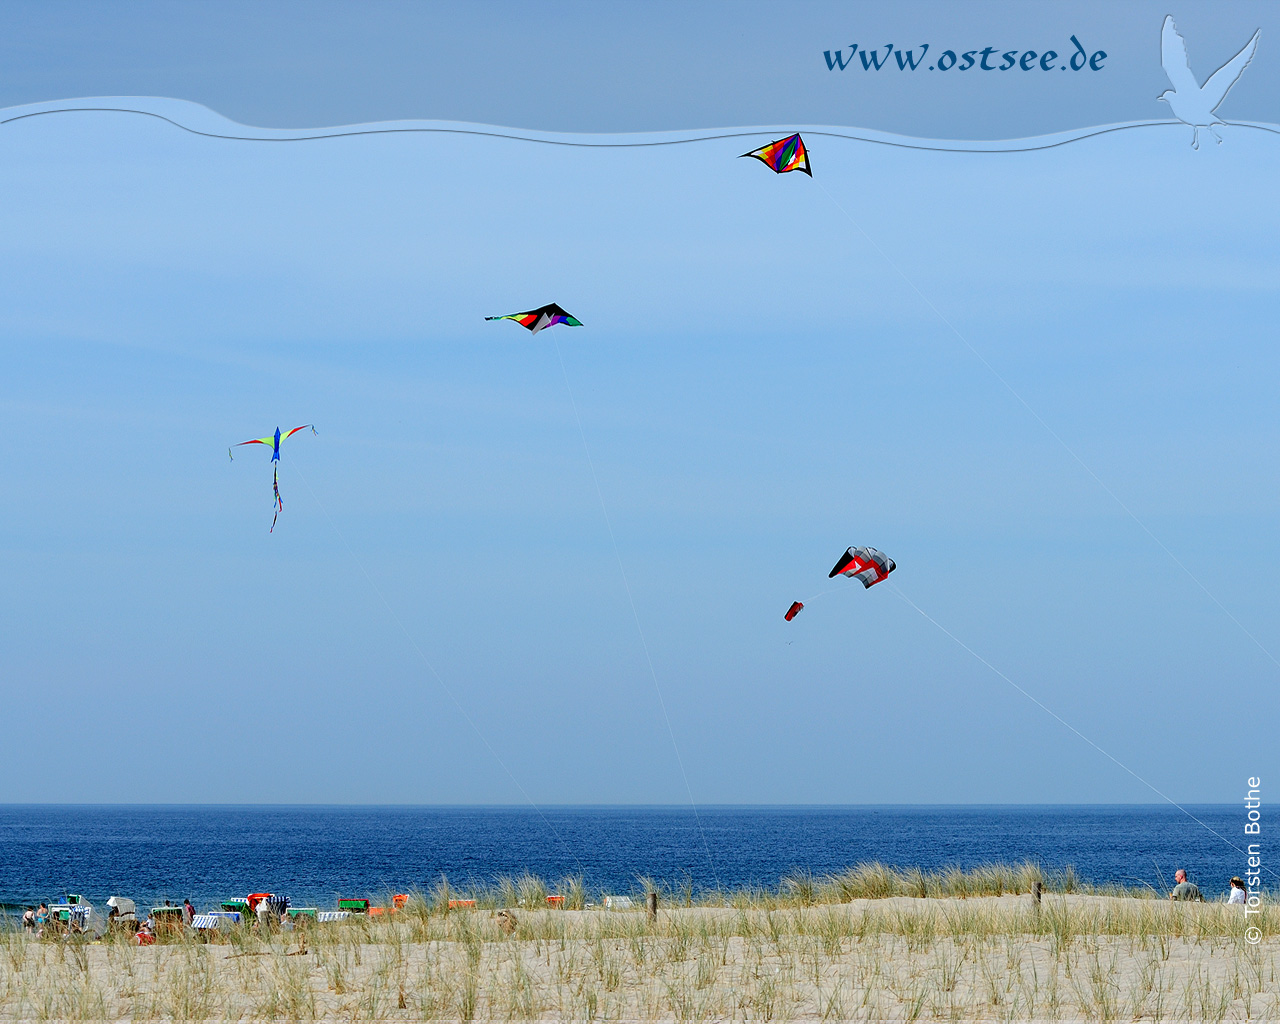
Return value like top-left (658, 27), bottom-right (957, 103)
top-left (2, 864), bottom-right (1273, 1020)
top-left (399, 860), bottom-right (1126, 913)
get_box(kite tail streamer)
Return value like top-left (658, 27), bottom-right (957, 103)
top-left (270, 464), bottom-right (283, 533)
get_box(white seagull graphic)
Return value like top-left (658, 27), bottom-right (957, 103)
top-left (1159, 15), bottom-right (1260, 149)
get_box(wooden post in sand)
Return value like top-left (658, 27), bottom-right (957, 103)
top-left (1033, 881), bottom-right (1042, 907)
top-left (646, 892), bottom-right (658, 921)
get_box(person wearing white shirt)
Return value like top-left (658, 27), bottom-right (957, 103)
top-left (1228, 877), bottom-right (1247, 905)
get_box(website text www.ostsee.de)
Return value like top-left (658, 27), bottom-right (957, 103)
top-left (824, 36), bottom-right (1107, 73)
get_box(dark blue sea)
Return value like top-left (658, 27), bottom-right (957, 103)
top-left (0, 805), bottom-right (1246, 915)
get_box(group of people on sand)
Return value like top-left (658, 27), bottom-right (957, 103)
top-left (19, 903), bottom-right (99, 940)
top-left (1166, 869), bottom-right (1250, 904)
top-left (18, 897), bottom-right (198, 942)
top-left (19, 905), bottom-right (47, 935)
top-left (9, 874), bottom-right (1252, 932)
top-left (126, 899), bottom-right (200, 944)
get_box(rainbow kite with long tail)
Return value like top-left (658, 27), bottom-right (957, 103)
top-left (229, 424), bottom-right (315, 532)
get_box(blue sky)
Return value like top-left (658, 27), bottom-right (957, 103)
top-left (0, 3), bottom-right (1276, 804)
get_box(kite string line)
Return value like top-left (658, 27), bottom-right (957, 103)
top-left (800, 586), bottom-right (845, 604)
top-left (287, 457), bottom-right (587, 877)
top-left (885, 581), bottom-right (1276, 878)
top-left (819, 173), bottom-right (1277, 873)
top-left (550, 335), bottom-right (723, 894)
top-left (814, 178), bottom-right (1280, 674)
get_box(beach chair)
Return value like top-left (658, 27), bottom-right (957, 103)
top-left (316, 911), bottom-right (350, 923)
top-left (106, 896), bottom-right (139, 933)
top-left (47, 904), bottom-right (74, 933)
top-left (546, 896), bottom-right (566, 908)
top-left (603, 895), bottom-right (634, 910)
top-left (192, 913), bottom-right (238, 942)
top-left (151, 907), bottom-right (185, 935)
top-left (338, 898), bottom-right (369, 914)
top-left (74, 904), bottom-right (108, 939)
top-left (246, 893), bottom-right (273, 913)
top-left (370, 892), bottom-right (409, 915)
top-left (106, 897), bottom-right (136, 919)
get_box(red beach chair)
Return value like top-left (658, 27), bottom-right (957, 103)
top-left (246, 893), bottom-right (273, 912)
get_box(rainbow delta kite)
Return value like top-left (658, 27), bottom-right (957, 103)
top-left (741, 134), bottom-right (812, 176)
top-left (229, 425), bottom-right (315, 532)
top-left (485, 303), bottom-right (583, 335)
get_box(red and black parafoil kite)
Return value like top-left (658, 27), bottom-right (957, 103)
top-left (829, 546), bottom-right (895, 588)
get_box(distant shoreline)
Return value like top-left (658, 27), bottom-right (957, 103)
top-left (5, 860), bottom-right (1260, 924)
top-left (2, 805), bottom-right (1249, 913)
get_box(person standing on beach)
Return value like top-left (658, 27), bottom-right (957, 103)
top-left (1228, 877), bottom-right (1247, 904)
top-left (183, 898), bottom-right (194, 924)
top-left (22, 907), bottom-right (35, 932)
top-left (1169, 869), bottom-right (1203, 901)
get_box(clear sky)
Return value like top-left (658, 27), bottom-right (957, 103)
top-left (0, 2), bottom-right (1276, 805)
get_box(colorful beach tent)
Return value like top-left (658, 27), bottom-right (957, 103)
top-left (829, 546), bottom-right (895, 588)
top-left (740, 134), bottom-right (812, 176)
top-left (485, 303), bottom-right (582, 335)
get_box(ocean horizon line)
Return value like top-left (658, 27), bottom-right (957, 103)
top-left (0, 801), bottom-right (1237, 810)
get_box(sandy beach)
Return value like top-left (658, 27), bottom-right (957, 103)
top-left (3, 893), bottom-right (1275, 1021)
